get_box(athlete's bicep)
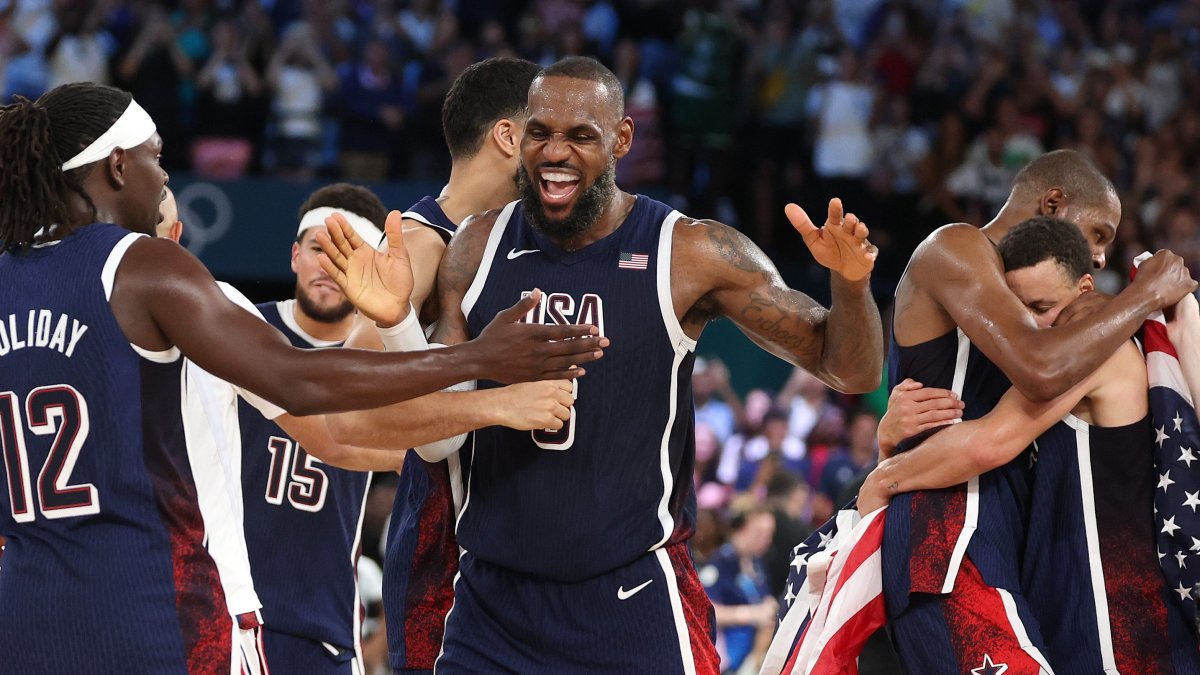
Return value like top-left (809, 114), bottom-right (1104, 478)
top-left (113, 238), bottom-right (302, 397)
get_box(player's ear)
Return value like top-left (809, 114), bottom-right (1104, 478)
top-left (612, 116), bottom-right (634, 161)
top-left (105, 147), bottom-right (127, 188)
top-left (1040, 188), bottom-right (1065, 216)
top-left (290, 241), bottom-right (301, 273)
top-left (492, 118), bottom-right (519, 159)
top-left (1079, 273), bottom-right (1095, 293)
top-left (167, 220), bottom-right (183, 243)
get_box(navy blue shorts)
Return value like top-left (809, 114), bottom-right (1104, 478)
top-left (260, 628), bottom-right (360, 675)
top-left (436, 542), bottom-right (718, 674)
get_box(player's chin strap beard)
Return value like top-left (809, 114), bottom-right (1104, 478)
top-left (518, 163), bottom-right (615, 245)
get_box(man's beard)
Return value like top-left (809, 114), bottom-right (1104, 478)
top-left (295, 285), bottom-right (354, 324)
top-left (519, 162), bottom-right (615, 242)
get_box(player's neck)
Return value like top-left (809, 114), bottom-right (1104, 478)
top-left (442, 156), bottom-right (517, 224)
top-left (292, 305), bottom-right (355, 343)
top-left (980, 200), bottom-right (1038, 245)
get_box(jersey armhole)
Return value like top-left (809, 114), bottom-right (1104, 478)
top-left (656, 211), bottom-right (697, 354)
top-left (101, 232), bottom-right (181, 363)
top-left (461, 200), bottom-right (517, 318)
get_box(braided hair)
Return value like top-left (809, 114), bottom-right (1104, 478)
top-left (0, 83), bottom-right (132, 252)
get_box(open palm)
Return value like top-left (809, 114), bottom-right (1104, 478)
top-left (315, 210), bottom-right (414, 326)
top-left (786, 198), bottom-right (877, 282)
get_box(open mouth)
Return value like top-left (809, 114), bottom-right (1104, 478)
top-left (538, 168), bottom-right (581, 205)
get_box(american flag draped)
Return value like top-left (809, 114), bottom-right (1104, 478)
top-left (758, 504), bottom-right (887, 675)
top-left (1138, 253), bottom-right (1200, 629)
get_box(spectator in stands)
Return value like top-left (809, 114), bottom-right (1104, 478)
top-left (338, 38), bottom-right (407, 181)
top-left (700, 504), bottom-right (777, 674)
top-left (45, 0), bottom-right (113, 89)
top-left (817, 409), bottom-right (879, 505)
top-left (264, 22), bottom-right (337, 180)
top-left (612, 37), bottom-right (664, 189)
top-left (193, 16), bottom-right (262, 178)
top-left (693, 357), bottom-right (743, 445)
top-left (116, 5), bottom-right (193, 169)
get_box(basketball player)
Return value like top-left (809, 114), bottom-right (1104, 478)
top-left (0, 82), bottom-right (603, 673)
top-left (860, 216), bottom-right (1200, 673)
top-left (319, 56), bottom-right (885, 673)
top-left (874, 149), bottom-right (1195, 674)
top-left (320, 57), bottom-right (543, 675)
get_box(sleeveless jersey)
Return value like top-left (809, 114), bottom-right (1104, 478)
top-left (460, 196), bottom-right (698, 582)
top-left (882, 328), bottom-right (1032, 614)
top-left (386, 195), bottom-right (463, 670)
top-left (238, 300), bottom-right (371, 655)
top-left (0, 223), bottom-right (231, 673)
top-left (1023, 412), bottom-right (1198, 674)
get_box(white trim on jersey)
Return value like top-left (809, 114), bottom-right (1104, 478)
top-left (275, 300), bottom-right (342, 348)
top-left (350, 473), bottom-right (372, 674)
top-left (402, 210), bottom-right (455, 239)
top-left (101, 231), bottom-right (182, 363)
top-left (997, 588), bottom-right (1056, 674)
top-left (1063, 413), bottom-right (1119, 673)
top-left (433, 549), bottom-right (469, 672)
top-left (461, 201), bottom-right (518, 319)
top-left (655, 548), bottom-right (697, 675)
top-left (941, 328), bottom-right (978, 593)
top-left (650, 213), bottom-right (697, 549)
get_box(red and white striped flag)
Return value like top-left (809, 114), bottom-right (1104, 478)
top-left (760, 504), bottom-right (888, 675)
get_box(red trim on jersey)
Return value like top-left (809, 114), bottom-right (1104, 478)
top-left (665, 542), bottom-right (720, 674)
top-left (944, 558), bottom-right (1044, 675)
top-left (907, 488), bottom-right (966, 594)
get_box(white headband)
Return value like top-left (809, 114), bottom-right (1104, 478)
top-left (61, 99), bottom-right (157, 172)
top-left (298, 207), bottom-right (385, 249)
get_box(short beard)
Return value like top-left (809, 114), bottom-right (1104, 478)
top-left (519, 162), bottom-right (615, 242)
top-left (295, 286), bottom-right (354, 324)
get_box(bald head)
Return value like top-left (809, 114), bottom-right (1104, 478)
top-left (533, 56), bottom-right (625, 120)
top-left (1011, 150), bottom-right (1116, 211)
top-left (156, 187), bottom-right (182, 242)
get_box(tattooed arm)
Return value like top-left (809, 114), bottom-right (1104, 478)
top-left (672, 201), bottom-right (883, 393)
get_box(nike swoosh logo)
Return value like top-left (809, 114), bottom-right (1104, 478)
top-left (507, 248), bottom-right (540, 259)
top-left (617, 579), bottom-right (654, 600)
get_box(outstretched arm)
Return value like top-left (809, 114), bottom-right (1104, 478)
top-left (674, 200), bottom-right (883, 393)
top-left (913, 225), bottom-right (1195, 400)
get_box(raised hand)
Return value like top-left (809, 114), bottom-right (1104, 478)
top-left (316, 210), bottom-right (413, 327)
top-left (466, 290), bottom-right (609, 383)
top-left (786, 198), bottom-right (877, 282)
top-left (490, 380), bottom-right (576, 431)
top-left (876, 378), bottom-right (963, 458)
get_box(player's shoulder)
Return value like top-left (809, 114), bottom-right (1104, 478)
top-left (910, 222), bottom-right (999, 271)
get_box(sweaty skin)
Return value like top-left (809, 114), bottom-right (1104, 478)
top-left (433, 75), bottom-right (884, 393)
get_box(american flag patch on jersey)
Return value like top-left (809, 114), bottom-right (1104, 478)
top-left (618, 252), bottom-right (649, 270)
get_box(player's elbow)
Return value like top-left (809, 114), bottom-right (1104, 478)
top-left (325, 412), bottom-right (361, 446)
top-left (821, 368), bottom-right (883, 395)
top-left (1009, 358), bottom-right (1068, 402)
top-left (966, 428), bottom-right (1026, 473)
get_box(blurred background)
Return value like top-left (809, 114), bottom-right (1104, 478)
top-left (5, 0), bottom-right (1199, 671)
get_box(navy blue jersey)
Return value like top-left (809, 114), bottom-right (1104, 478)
top-left (882, 328), bottom-right (1032, 615)
top-left (387, 195), bottom-right (462, 671)
top-left (0, 223), bottom-right (231, 673)
top-left (239, 300), bottom-right (371, 654)
top-left (402, 195), bottom-right (457, 243)
top-left (459, 196), bottom-right (697, 582)
top-left (1023, 412), bottom-right (1198, 674)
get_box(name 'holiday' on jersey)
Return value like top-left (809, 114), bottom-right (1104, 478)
top-left (461, 196), bottom-right (698, 582)
top-left (238, 300), bottom-right (371, 657)
top-left (0, 223), bottom-right (232, 673)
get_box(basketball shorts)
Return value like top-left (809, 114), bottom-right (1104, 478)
top-left (891, 556), bottom-right (1053, 675)
top-left (260, 628), bottom-right (361, 675)
top-left (435, 542), bottom-right (719, 674)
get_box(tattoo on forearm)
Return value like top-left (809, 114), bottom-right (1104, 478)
top-left (739, 289), bottom-right (824, 361)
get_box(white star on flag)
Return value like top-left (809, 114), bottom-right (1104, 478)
top-left (1182, 447), bottom-right (1198, 468)
top-left (1158, 425), bottom-right (1171, 447)
top-left (1176, 413), bottom-right (1186, 432)
top-left (1160, 549), bottom-right (1167, 560)
top-left (1160, 470), bottom-right (1177, 492)
top-left (1185, 491), bottom-right (1200, 513)
top-left (1163, 516), bottom-right (1181, 536)
top-left (1192, 537), bottom-right (1200, 553)
top-left (1177, 551), bottom-right (1189, 569)
top-left (791, 554), bottom-right (808, 573)
top-left (818, 530), bottom-right (834, 548)
top-left (1176, 582), bottom-right (1192, 601)
top-left (784, 583), bottom-right (796, 605)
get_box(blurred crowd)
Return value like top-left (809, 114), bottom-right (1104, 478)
top-left (5, 0), bottom-right (1200, 285)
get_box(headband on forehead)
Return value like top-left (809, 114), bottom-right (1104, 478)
top-left (298, 207), bottom-right (385, 249)
top-left (61, 99), bottom-right (157, 172)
